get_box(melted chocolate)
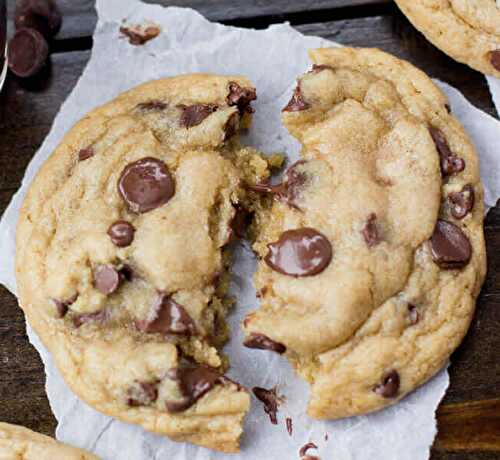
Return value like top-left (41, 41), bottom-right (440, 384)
top-left (127, 381), bottom-right (159, 407)
top-left (490, 50), bottom-right (500, 72)
top-left (135, 100), bottom-right (167, 112)
top-left (361, 213), bottom-right (380, 247)
top-left (52, 293), bottom-right (77, 318)
top-left (430, 219), bottom-right (472, 269)
top-left (265, 228), bottom-right (332, 277)
top-left (78, 147), bottom-right (94, 161)
top-left (179, 103), bottom-right (218, 128)
top-left (120, 25), bottom-right (160, 46)
top-left (429, 127), bottom-right (465, 176)
top-left (373, 370), bottom-right (400, 398)
top-left (448, 184), bottom-right (475, 219)
top-left (253, 387), bottom-right (281, 425)
top-left (283, 85), bottom-right (310, 112)
top-left (243, 333), bottom-right (286, 354)
top-left (227, 82), bottom-right (257, 114)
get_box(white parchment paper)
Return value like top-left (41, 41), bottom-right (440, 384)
top-left (1, 1), bottom-right (500, 459)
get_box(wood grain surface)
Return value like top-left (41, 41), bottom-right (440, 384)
top-left (0, 1), bottom-right (499, 458)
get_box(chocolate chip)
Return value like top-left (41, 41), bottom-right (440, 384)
top-left (224, 112), bottom-right (239, 139)
top-left (299, 442), bottom-right (319, 460)
top-left (445, 103), bottom-right (451, 114)
top-left (362, 213), bottom-right (380, 247)
top-left (490, 50), bottom-right (500, 72)
top-left (448, 184), bottom-right (475, 219)
top-left (283, 85), bottom-right (310, 112)
top-left (286, 417), bottom-right (293, 436)
top-left (373, 370), bottom-right (400, 398)
top-left (15, 0), bottom-right (62, 39)
top-left (265, 228), bottom-right (332, 277)
top-left (78, 147), bottom-right (94, 162)
top-left (118, 157), bottom-right (175, 213)
top-left (253, 387), bottom-right (281, 425)
top-left (94, 265), bottom-right (121, 295)
top-left (408, 304), bottom-right (419, 325)
top-left (7, 28), bottom-right (49, 78)
top-left (179, 103), bottom-right (217, 128)
top-left (127, 381), bottom-right (159, 407)
top-left (429, 127), bottom-right (465, 176)
top-left (227, 206), bottom-right (251, 242)
top-left (248, 160), bottom-right (307, 209)
top-left (135, 100), bottom-right (167, 112)
top-left (165, 366), bottom-right (224, 412)
top-left (120, 25), bottom-right (160, 46)
top-left (119, 264), bottom-right (134, 281)
top-left (430, 219), bottom-right (472, 269)
top-left (243, 333), bottom-right (286, 354)
top-left (310, 64), bottom-right (333, 73)
top-left (107, 221), bottom-right (135, 247)
top-left (52, 294), bottom-right (77, 318)
top-left (73, 309), bottom-right (108, 328)
top-left (136, 293), bottom-right (196, 336)
top-left (227, 82), bottom-right (257, 115)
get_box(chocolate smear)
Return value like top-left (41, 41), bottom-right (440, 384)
top-left (136, 293), bottom-right (197, 336)
top-left (127, 381), bottom-right (159, 407)
top-left (243, 333), bottom-right (286, 354)
top-left (94, 265), bottom-right (121, 295)
top-left (179, 103), bottom-right (217, 128)
top-left (300, 442), bottom-right (320, 460)
top-left (362, 213), bottom-right (380, 247)
top-left (78, 147), bottom-right (95, 162)
top-left (252, 387), bottom-right (282, 425)
top-left (265, 228), bottom-right (332, 277)
top-left (227, 82), bottom-right (257, 114)
top-left (120, 24), bottom-right (160, 46)
top-left (165, 366), bottom-right (224, 412)
top-left (107, 221), bottom-right (135, 247)
top-left (118, 157), bottom-right (175, 213)
top-left (52, 294), bottom-right (77, 318)
top-left (283, 85), bottom-right (310, 112)
top-left (373, 370), bottom-right (400, 398)
top-left (448, 184), bottom-right (475, 219)
top-left (7, 28), bottom-right (48, 78)
top-left (135, 100), bottom-right (167, 112)
top-left (429, 127), bottom-right (465, 176)
top-left (430, 219), bottom-right (472, 269)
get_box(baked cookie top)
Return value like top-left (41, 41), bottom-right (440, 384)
top-left (395, 0), bottom-right (500, 77)
top-left (15, 74), bottom-right (274, 452)
top-left (244, 47), bottom-right (486, 419)
top-left (0, 423), bottom-right (98, 460)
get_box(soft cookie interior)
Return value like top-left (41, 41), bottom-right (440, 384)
top-left (244, 48), bottom-right (486, 419)
top-left (15, 74), bottom-right (279, 452)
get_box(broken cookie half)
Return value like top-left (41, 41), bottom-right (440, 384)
top-left (244, 48), bottom-right (486, 419)
top-left (15, 74), bottom-right (275, 452)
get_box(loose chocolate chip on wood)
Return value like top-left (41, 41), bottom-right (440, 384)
top-left (73, 309), bottom-right (108, 328)
top-left (52, 293), bottom-right (77, 318)
top-left (243, 333), bottom-right (286, 354)
top-left (430, 219), bottom-right (472, 269)
top-left (107, 221), bottom-right (135, 247)
top-left (429, 127), bottom-right (465, 176)
top-left (78, 147), bottom-right (94, 161)
top-left (118, 157), bottom-right (175, 213)
top-left (448, 184), bottom-right (475, 219)
top-left (299, 442), bottom-right (319, 460)
top-left (127, 381), bottom-right (159, 407)
top-left (373, 370), bottom-right (400, 398)
top-left (136, 293), bottom-right (196, 336)
top-left (7, 28), bottom-right (49, 78)
top-left (120, 24), bottom-right (160, 46)
top-left (265, 228), bottom-right (332, 277)
top-left (15, 0), bottom-right (62, 39)
top-left (283, 85), bottom-right (310, 112)
top-left (135, 100), bottom-right (167, 112)
top-left (408, 304), bottom-right (419, 325)
top-left (178, 103), bottom-right (218, 128)
top-left (362, 213), bottom-right (380, 247)
top-left (94, 265), bottom-right (121, 295)
top-left (165, 366), bottom-right (224, 412)
top-left (227, 82), bottom-right (257, 114)
top-left (253, 387), bottom-right (281, 425)
top-left (490, 50), bottom-right (500, 72)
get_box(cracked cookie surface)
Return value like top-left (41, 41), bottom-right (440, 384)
top-left (15, 74), bottom-right (273, 452)
top-left (244, 47), bottom-right (486, 419)
top-left (395, 0), bottom-right (500, 77)
top-left (0, 423), bottom-right (98, 460)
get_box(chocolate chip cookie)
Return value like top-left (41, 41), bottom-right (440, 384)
top-left (244, 48), bottom-right (486, 419)
top-left (15, 74), bottom-right (274, 452)
top-left (395, 0), bottom-right (500, 77)
top-left (0, 423), bottom-right (98, 459)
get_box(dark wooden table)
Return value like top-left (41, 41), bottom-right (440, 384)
top-left (1, 1), bottom-right (499, 458)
